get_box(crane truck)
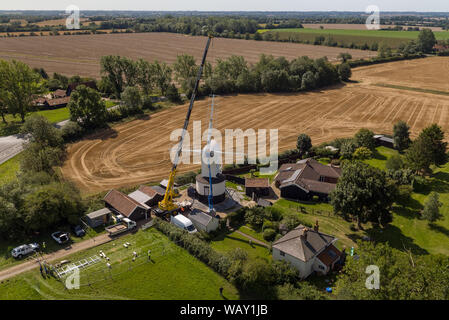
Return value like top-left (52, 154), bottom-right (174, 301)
top-left (155, 35), bottom-right (213, 217)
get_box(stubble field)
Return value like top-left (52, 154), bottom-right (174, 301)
top-left (61, 57), bottom-right (449, 194)
top-left (0, 32), bottom-right (375, 78)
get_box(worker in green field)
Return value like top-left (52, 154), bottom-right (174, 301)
top-left (147, 249), bottom-right (151, 261)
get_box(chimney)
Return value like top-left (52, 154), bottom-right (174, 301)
top-left (303, 227), bottom-right (308, 241)
top-left (314, 220), bottom-right (319, 232)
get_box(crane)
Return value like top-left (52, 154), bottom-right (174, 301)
top-left (206, 94), bottom-right (216, 214)
top-left (157, 35), bottom-right (213, 214)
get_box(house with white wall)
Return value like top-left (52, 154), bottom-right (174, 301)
top-left (272, 223), bottom-right (342, 279)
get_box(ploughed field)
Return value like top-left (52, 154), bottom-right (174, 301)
top-left (0, 32), bottom-right (375, 78)
top-left (61, 57), bottom-right (449, 194)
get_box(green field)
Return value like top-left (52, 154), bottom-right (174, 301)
top-left (0, 154), bottom-right (20, 184)
top-left (259, 28), bottom-right (449, 40)
top-left (0, 228), bottom-right (239, 300)
top-left (258, 28), bottom-right (449, 49)
top-left (0, 107), bottom-right (70, 136)
top-left (210, 230), bottom-right (271, 261)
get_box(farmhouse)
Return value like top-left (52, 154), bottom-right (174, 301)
top-left (128, 185), bottom-right (164, 207)
top-left (275, 158), bottom-right (341, 201)
top-left (52, 89), bottom-right (67, 98)
top-left (272, 223), bottom-right (342, 279)
top-left (245, 178), bottom-right (270, 198)
top-left (187, 209), bottom-right (219, 233)
top-left (104, 189), bottom-right (149, 221)
top-left (85, 208), bottom-right (112, 228)
top-left (374, 134), bottom-right (395, 149)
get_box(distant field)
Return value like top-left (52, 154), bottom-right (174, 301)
top-left (259, 27), bottom-right (449, 49)
top-left (258, 28), bottom-right (449, 40)
top-left (301, 24), bottom-right (444, 31)
top-left (0, 32), bottom-right (376, 78)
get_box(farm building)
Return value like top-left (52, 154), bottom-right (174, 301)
top-left (66, 81), bottom-right (97, 96)
top-left (187, 209), bottom-right (219, 233)
top-left (104, 189), bottom-right (150, 221)
top-left (374, 134), bottom-right (395, 149)
top-left (44, 96), bottom-right (70, 109)
top-left (245, 178), bottom-right (270, 198)
top-left (85, 208), bottom-right (112, 228)
top-left (128, 185), bottom-right (165, 207)
top-left (275, 158), bottom-right (341, 201)
top-left (272, 223), bottom-right (342, 279)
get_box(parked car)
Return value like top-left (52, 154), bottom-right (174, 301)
top-left (51, 231), bottom-right (70, 244)
top-left (71, 225), bottom-right (86, 237)
top-left (11, 243), bottom-right (40, 259)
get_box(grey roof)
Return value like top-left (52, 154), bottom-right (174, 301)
top-left (87, 208), bottom-right (112, 219)
top-left (128, 190), bottom-right (152, 205)
top-left (151, 185), bottom-right (166, 195)
top-left (187, 209), bottom-right (215, 227)
top-left (273, 225), bottom-right (336, 262)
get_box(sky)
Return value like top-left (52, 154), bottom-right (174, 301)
top-left (0, 1), bottom-right (448, 12)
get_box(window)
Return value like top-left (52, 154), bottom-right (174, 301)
top-left (319, 176), bottom-right (325, 182)
top-left (318, 265), bottom-right (325, 270)
top-left (280, 251), bottom-right (285, 257)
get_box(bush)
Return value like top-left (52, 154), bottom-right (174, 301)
top-left (166, 83), bottom-right (182, 103)
top-left (397, 185), bottom-right (413, 203)
top-left (271, 260), bottom-right (300, 285)
top-left (263, 228), bottom-right (277, 241)
top-left (280, 214), bottom-right (301, 231)
top-left (244, 207), bottom-right (265, 229)
top-left (61, 121), bottom-right (84, 142)
top-left (174, 171), bottom-right (197, 185)
top-left (338, 62), bottom-right (352, 81)
top-left (227, 208), bottom-right (246, 227)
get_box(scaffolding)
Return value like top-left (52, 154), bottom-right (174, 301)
top-left (54, 255), bottom-right (101, 278)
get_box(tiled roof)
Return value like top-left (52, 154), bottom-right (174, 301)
top-left (273, 225), bottom-right (336, 262)
top-left (245, 178), bottom-right (270, 188)
top-left (276, 158), bottom-right (341, 194)
top-left (104, 189), bottom-right (146, 217)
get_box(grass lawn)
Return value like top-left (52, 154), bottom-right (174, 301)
top-left (274, 199), bottom-right (367, 250)
top-left (0, 154), bottom-right (20, 184)
top-left (364, 146), bottom-right (400, 170)
top-left (210, 230), bottom-right (271, 261)
top-left (0, 228), bottom-right (239, 300)
top-left (238, 225), bottom-right (268, 245)
top-left (0, 107), bottom-right (70, 136)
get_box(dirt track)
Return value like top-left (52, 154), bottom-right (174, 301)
top-left (0, 32), bottom-right (375, 78)
top-left (61, 57), bottom-right (449, 194)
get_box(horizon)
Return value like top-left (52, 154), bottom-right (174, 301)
top-left (0, 0), bottom-right (448, 13)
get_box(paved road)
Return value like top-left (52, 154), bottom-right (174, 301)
top-left (0, 233), bottom-right (113, 282)
top-left (0, 119), bottom-right (70, 165)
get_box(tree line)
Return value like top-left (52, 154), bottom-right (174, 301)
top-left (100, 53), bottom-right (351, 99)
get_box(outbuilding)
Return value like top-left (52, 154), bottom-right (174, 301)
top-left (85, 208), bottom-right (112, 228)
top-left (187, 209), bottom-right (219, 233)
top-left (128, 185), bottom-right (165, 207)
top-left (245, 178), bottom-right (270, 198)
top-left (104, 189), bottom-right (150, 221)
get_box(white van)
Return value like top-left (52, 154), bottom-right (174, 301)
top-left (171, 214), bottom-right (197, 233)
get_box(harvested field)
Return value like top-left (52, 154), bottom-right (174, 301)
top-left (0, 32), bottom-right (375, 78)
top-left (61, 58), bottom-right (449, 194)
top-left (352, 56), bottom-right (449, 92)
